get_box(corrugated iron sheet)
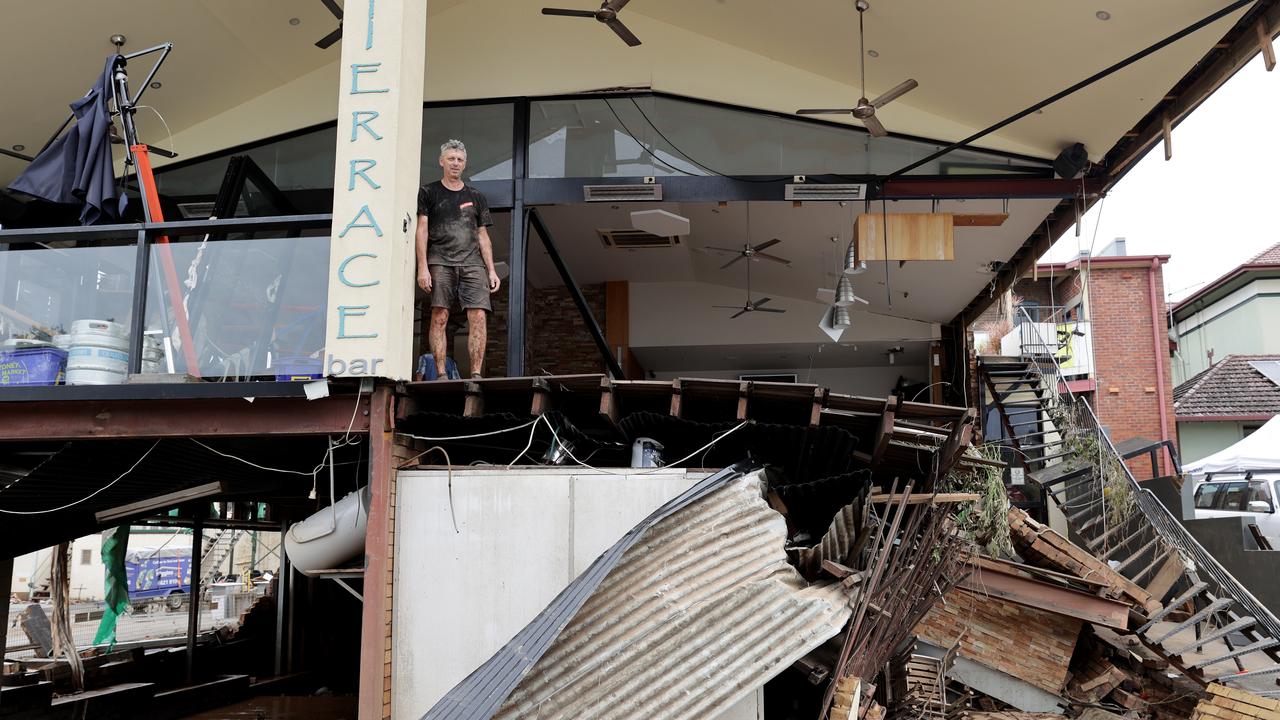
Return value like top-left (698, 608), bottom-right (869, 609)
top-left (425, 465), bottom-right (856, 720)
top-left (796, 500), bottom-right (862, 579)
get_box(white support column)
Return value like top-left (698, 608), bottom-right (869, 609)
top-left (325, 0), bottom-right (427, 381)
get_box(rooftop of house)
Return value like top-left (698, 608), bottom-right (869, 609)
top-left (1173, 353), bottom-right (1280, 419)
top-left (1172, 241), bottom-right (1280, 318)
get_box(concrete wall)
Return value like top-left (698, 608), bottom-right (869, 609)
top-left (1174, 281), bottom-right (1280, 385)
top-left (1180, 516), bottom-right (1280, 617)
top-left (1178, 421), bottom-right (1252, 464)
top-left (391, 468), bottom-right (762, 720)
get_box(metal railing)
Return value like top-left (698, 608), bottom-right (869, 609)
top-left (0, 214), bottom-right (331, 378)
top-left (1012, 307), bottom-right (1280, 645)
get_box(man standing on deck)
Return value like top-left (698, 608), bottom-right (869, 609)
top-left (416, 139), bottom-right (500, 379)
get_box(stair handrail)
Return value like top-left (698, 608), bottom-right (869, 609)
top-left (1013, 306), bottom-right (1075, 405)
top-left (1076, 396), bottom-right (1280, 639)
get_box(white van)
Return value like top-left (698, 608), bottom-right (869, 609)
top-left (1193, 478), bottom-right (1280, 548)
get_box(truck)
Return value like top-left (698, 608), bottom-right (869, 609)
top-left (1192, 475), bottom-right (1280, 549)
top-left (124, 547), bottom-right (192, 611)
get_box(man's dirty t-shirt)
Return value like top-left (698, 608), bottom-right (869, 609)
top-left (417, 181), bottom-right (493, 267)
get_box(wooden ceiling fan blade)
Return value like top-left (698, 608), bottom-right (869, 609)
top-left (719, 255), bottom-right (745, 270)
top-left (862, 114), bottom-right (888, 137)
top-left (606, 18), bottom-right (642, 46)
top-left (752, 297), bottom-right (773, 308)
top-left (704, 245), bottom-right (743, 254)
top-left (796, 108), bottom-right (854, 115)
top-left (753, 238), bottom-right (781, 251)
top-left (756, 308), bottom-right (787, 313)
top-left (871, 79), bottom-right (918, 108)
top-left (730, 309), bottom-right (748, 319)
top-left (542, 8), bottom-right (597, 17)
top-left (320, 0), bottom-right (344, 19)
top-left (606, 0), bottom-right (632, 11)
top-left (315, 26), bottom-right (343, 49)
top-left (711, 305), bottom-right (742, 309)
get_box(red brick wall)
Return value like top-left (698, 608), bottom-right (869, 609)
top-left (915, 587), bottom-right (1082, 694)
top-left (484, 282), bottom-right (609, 377)
top-left (1086, 264), bottom-right (1176, 478)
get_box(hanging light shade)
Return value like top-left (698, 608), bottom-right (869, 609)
top-left (831, 305), bottom-right (852, 329)
top-left (835, 275), bottom-right (858, 307)
top-left (843, 240), bottom-right (868, 276)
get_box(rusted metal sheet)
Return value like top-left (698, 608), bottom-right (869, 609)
top-left (0, 395), bottom-right (370, 440)
top-left (796, 501), bottom-right (860, 579)
top-left (960, 561), bottom-right (1131, 630)
top-left (426, 467), bottom-right (856, 720)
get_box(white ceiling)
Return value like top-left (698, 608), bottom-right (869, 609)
top-left (633, 339), bottom-right (931, 373)
top-left (0, 0), bottom-right (1253, 186)
top-left (524, 198), bottom-right (1058, 324)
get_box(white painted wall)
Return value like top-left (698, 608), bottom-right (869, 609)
top-left (391, 468), bottom-right (762, 720)
top-left (629, 281), bottom-right (938, 348)
top-left (10, 535), bottom-right (105, 602)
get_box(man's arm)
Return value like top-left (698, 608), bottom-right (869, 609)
top-left (415, 215), bottom-right (431, 292)
top-left (477, 226), bottom-right (500, 292)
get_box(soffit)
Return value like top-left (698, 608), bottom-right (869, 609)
top-left (528, 198), bottom-right (1058, 325)
top-left (1, 0), bottom-right (1248, 187)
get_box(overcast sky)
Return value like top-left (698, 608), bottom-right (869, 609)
top-left (1041, 53), bottom-right (1280, 303)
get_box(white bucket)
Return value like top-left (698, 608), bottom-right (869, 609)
top-left (52, 334), bottom-right (72, 351)
top-left (66, 319), bottom-right (130, 385)
top-left (284, 486), bottom-right (370, 575)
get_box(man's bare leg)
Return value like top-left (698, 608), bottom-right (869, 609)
top-left (430, 307), bottom-right (450, 378)
top-left (467, 308), bottom-right (487, 378)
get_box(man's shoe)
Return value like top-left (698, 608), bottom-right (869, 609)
top-left (470, 372), bottom-right (482, 380)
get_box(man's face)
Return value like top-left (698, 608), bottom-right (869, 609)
top-left (440, 149), bottom-right (467, 180)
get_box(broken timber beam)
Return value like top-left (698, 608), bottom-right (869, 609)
top-left (869, 493), bottom-right (980, 505)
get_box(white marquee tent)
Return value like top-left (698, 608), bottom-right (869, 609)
top-left (1184, 415), bottom-right (1280, 481)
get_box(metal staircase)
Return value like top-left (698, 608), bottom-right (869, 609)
top-left (199, 529), bottom-right (242, 587)
top-left (978, 308), bottom-right (1280, 696)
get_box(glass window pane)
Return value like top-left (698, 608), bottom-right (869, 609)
top-left (1221, 482), bottom-right (1248, 511)
top-left (0, 242), bottom-right (136, 387)
top-left (528, 95), bottom-right (1048, 178)
top-left (1247, 481), bottom-right (1272, 510)
top-left (1194, 483), bottom-right (1219, 510)
top-left (421, 104), bottom-right (514, 182)
top-left (143, 233), bottom-right (328, 379)
top-left (156, 126), bottom-right (338, 200)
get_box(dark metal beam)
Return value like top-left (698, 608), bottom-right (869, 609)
top-left (127, 229), bottom-right (152, 374)
top-left (0, 395), bottom-right (370, 440)
top-left (881, 177), bottom-right (1105, 200)
top-left (274, 516), bottom-right (289, 677)
top-left (185, 511), bottom-right (202, 684)
top-left (527, 208), bottom-right (625, 379)
top-left (887, 0), bottom-right (1254, 178)
top-left (0, 556), bottom-right (12, 662)
top-left (507, 98), bottom-right (529, 377)
top-left (1105, 0), bottom-right (1280, 180)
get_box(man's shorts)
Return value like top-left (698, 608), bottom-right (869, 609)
top-left (429, 264), bottom-right (491, 311)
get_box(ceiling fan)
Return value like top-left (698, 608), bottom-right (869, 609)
top-left (315, 0), bottom-right (343, 49)
top-left (705, 238), bottom-right (791, 271)
top-left (541, 0), bottom-right (642, 47)
top-left (713, 251), bottom-right (787, 319)
top-left (796, 0), bottom-right (917, 137)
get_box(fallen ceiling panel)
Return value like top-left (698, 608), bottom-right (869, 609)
top-left (425, 467), bottom-right (856, 720)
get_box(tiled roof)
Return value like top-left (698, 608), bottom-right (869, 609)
top-left (1247, 241), bottom-right (1280, 265)
top-left (1174, 354), bottom-right (1280, 417)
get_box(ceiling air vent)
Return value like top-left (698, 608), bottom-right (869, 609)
top-left (597, 228), bottom-right (680, 249)
top-left (784, 183), bottom-right (867, 201)
top-left (582, 184), bottom-right (663, 202)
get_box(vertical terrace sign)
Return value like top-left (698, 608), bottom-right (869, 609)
top-left (324, 0), bottom-right (427, 380)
